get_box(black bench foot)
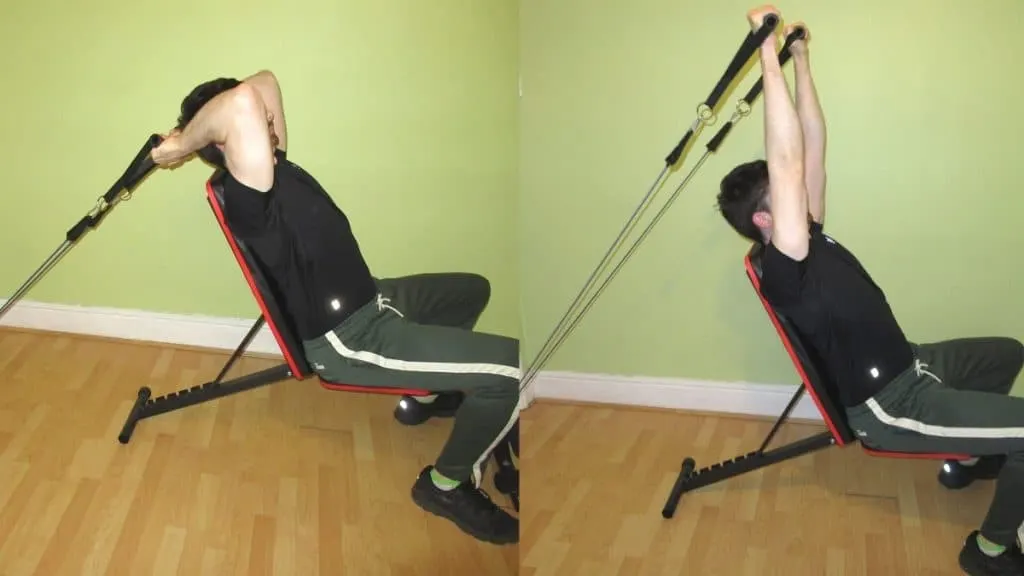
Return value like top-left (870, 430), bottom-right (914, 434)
top-left (661, 457), bottom-right (696, 518)
top-left (118, 386), bottom-right (151, 444)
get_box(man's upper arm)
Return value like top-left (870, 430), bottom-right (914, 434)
top-left (222, 84), bottom-right (276, 193)
top-left (243, 70), bottom-right (287, 151)
top-left (765, 156), bottom-right (809, 259)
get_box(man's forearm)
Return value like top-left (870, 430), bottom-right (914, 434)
top-left (177, 88), bottom-right (241, 155)
top-left (794, 57), bottom-right (825, 147)
top-left (762, 49), bottom-right (806, 202)
top-left (793, 55), bottom-right (827, 221)
top-left (761, 40), bottom-right (809, 256)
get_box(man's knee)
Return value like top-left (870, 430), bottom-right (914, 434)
top-left (465, 334), bottom-right (519, 402)
top-left (994, 337), bottom-right (1024, 377)
top-left (494, 374), bottom-right (521, 398)
top-left (1009, 337), bottom-right (1023, 371)
top-left (465, 273), bottom-right (491, 310)
top-left (470, 373), bottom-right (520, 406)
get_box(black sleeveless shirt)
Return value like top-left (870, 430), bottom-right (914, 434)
top-left (220, 149), bottom-right (377, 341)
top-left (759, 222), bottom-right (914, 407)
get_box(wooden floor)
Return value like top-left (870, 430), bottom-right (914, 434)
top-left (0, 329), bottom-right (517, 576)
top-left (0, 329), bottom-right (1003, 575)
top-left (519, 401), bottom-right (997, 576)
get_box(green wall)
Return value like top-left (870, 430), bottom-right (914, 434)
top-left (0, 0), bottom-right (520, 339)
top-left (520, 0), bottom-right (1024, 384)
top-left (6, 0), bottom-right (1024, 379)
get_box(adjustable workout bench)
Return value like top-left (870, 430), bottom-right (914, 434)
top-left (661, 243), bottom-right (969, 518)
top-left (117, 170), bottom-right (430, 444)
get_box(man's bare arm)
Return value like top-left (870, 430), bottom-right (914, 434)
top-left (172, 88), bottom-right (234, 158)
top-left (789, 25), bottom-right (826, 224)
top-left (172, 83), bottom-right (276, 192)
top-left (750, 6), bottom-right (809, 260)
top-left (243, 70), bottom-right (288, 151)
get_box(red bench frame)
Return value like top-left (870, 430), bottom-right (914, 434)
top-left (118, 171), bottom-right (428, 444)
top-left (661, 242), bottom-right (967, 518)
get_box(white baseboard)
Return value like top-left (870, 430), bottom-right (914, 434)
top-left (0, 299), bottom-right (816, 420)
top-left (0, 298), bottom-right (283, 357)
top-left (532, 370), bottom-right (824, 421)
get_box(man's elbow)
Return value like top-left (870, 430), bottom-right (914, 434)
top-left (248, 69), bottom-right (281, 92)
top-left (255, 69), bottom-right (278, 82)
top-left (227, 83), bottom-right (267, 118)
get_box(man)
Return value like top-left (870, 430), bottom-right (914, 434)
top-left (716, 7), bottom-right (1024, 575)
top-left (150, 71), bottom-right (520, 546)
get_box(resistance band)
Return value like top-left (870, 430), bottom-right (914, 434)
top-left (0, 134), bottom-right (162, 321)
top-left (521, 21), bottom-right (805, 392)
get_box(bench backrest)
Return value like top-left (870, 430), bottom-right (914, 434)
top-left (744, 243), bottom-right (856, 445)
top-left (205, 171), bottom-right (313, 380)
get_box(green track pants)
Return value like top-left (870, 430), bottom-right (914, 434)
top-left (302, 273), bottom-right (521, 485)
top-left (846, 337), bottom-right (1024, 546)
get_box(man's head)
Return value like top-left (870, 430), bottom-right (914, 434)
top-left (176, 77), bottom-right (241, 167)
top-left (716, 159), bottom-right (772, 244)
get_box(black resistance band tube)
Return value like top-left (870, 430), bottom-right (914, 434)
top-left (521, 24), bottom-right (805, 392)
top-left (0, 134), bottom-right (163, 322)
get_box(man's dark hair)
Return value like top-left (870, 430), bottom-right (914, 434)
top-left (716, 159), bottom-right (770, 243)
top-left (177, 77), bottom-right (241, 168)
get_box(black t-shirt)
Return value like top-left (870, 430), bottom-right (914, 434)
top-left (220, 149), bottom-right (378, 341)
top-left (759, 221), bottom-right (913, 407)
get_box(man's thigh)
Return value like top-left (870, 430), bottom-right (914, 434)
top-left (309, 314), bottom-right (519, 394)
top-left (851, 378), bottom-right (1024, 456)
top-left (375, 273), bottom-right (491, 329)
top-left (916, 337), bottom-right (1023, 395)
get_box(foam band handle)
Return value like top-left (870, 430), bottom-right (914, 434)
top-left (104, 134), bottom-right (163, 203)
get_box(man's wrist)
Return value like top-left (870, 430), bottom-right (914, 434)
top-left (174, 131), bottom-right (205, 157)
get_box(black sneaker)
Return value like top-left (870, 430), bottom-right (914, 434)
top-left (393, 393), bottom-right (464, 426)
top-left (939, 456), bottom-right (1007, 490)
top-left (959, 531), bottom-right (1024, 576)
top-left (411, 466), bottom-right (518, 545)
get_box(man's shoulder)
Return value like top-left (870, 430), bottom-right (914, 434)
top-left (809, 221), bottom-right (843, 247)
top-left (272, 151), bottom-right (330, 192)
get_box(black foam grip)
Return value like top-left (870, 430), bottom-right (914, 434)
top-left (707, 122), bottom-right (734, 153)
top-left (66, 215), bottom-right (93, 243)
top-left (665, 130), bottom-right (694, 167)
top-left (739, 27), bottom-right (807, 105)
top-left (664, 16), bottom-right (785, 168)
top-left (779, 26), bottom-right (805, 60)
top-left (703, 14), bottom-right (781, 115)
top-left (103, 134), bottom-right (163, 203)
